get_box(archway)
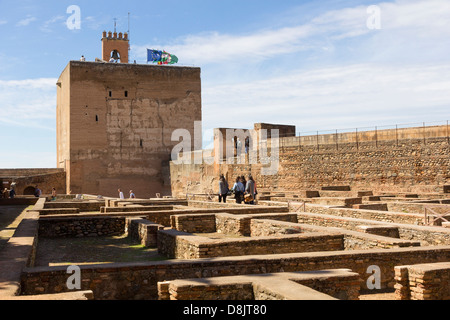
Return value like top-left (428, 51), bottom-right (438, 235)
top-left (23, 186), bottom-right (36, 196)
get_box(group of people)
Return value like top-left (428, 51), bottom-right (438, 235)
top-left (1, 185), bottom-right (57, 200)
top-left (2, 187), bottom-right (15, 199)
top-left (218, 174), bottom-right (257, 205)
top-left (118, 188), bottom-right (136, 199)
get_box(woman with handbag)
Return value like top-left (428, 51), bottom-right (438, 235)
top-left (244, 174), bottom-right (256, 205)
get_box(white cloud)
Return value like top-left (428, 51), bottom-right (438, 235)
top-left (40, 15), bottom-right (65, 32)
top-left (0, 78), bottom-right (57, 130)
top-left (202, 63), bottom-right (450, 133)
top-left (16, 16), bottom-right (37, 27)
top-left (132, 0), bottom-right (450, 66)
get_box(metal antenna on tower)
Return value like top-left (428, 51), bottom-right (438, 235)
top-left (128, 12), bottom-right (131, 61)
top-left (113, 18), bottom-right (117, 33)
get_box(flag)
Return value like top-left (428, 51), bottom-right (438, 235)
top-left (147, 49), bottom-right (178, 65)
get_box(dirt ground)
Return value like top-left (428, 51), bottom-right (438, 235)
top-left (35, 235), bottom-right (170, 267)
top-left (0, 205), bottom-right (30, 251)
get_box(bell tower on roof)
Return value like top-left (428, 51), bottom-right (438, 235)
top-left (101, 30), bottom-right (129, 63)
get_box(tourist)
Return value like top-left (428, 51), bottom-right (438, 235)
top-left (80, 55), bottom-right (86, 61)
top-left (118, 188), bottom-right (124, 199)
top-left (51, 188), bottom-right (57, 201)
top-left (232, 177), bottom-right (245, 204)
top-left (129, 190), bottom-right (136, 199)
top-left (241, 176), bottom-right (247, 188)
top-left (9, 188), bottom-right (16, 199)
top-left (3, 188), bottom-right (8, 199)
top-left (244, 175), bottom-right (256, 205)
top-left (218, 175), bottom-right (229, 203)
top-left (34, 186), bottom-right (42, 198)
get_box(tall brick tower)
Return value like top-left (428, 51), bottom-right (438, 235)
top-left (102, 31), bottom-right (129, 63)
top-left (56, 31), bottom-right (202, 198)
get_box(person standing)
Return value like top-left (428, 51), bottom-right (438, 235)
top-left (129, 190), bottom-right (136, 199)
top-left (245, 175), bottom-right (256, 205)
top-left (9, 188), bottom-right (16, 199)
top-left (218, 175), bottom-right (229, 203)
top-left (51, 188), bottom-right (57, 201)
top-left (118, 188), bottom-right (125, 199)
top-left (232, 177), bottom-right (245, 204)
top-left (34, 186), bottom-right (42, 198)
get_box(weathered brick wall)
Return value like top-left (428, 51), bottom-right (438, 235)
top-left (395, 262), bottom-right (450, 300)
top-left (250, 219), bottom-right (302, 236)
top-left (38, 217), bottom-right (125, 238)
top-left (215, 213), bottom-right (249, 236)
top-left (215, 213), bottom-right (298, 237)
top-left (171, 137), bottom-right (450, 197)
top-left (159, 270), bottom-right (360, 300)
top-left (126, 218), bottom-right (164, 247)
top-left (303, 203), bottom-right (425, 225)
top-left (20, 246), bottom-right (450, 299)
top-left (170, 214), bottom-right (216, 233)
top-left (158, 229), bottom-right (344, 259)
top-left (44, 201), bottom-right (105, 212)
top-left (296, 211), bottom-right (450, 246)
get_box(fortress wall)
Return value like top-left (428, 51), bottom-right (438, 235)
top-left (171, 136), bottom-right (450, 197)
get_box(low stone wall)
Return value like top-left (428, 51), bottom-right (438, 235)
top-left (303, 203), bottom-right (425, 225)
top-left (159, 269), bottom-right (360, 300)
top-left (394, 262), bottom-right (450, 300)
top-left (170, 214), bottom-right (216, 233)
top-left (297, 211), bottom-right (450, 246)
top-left (353, 203), bottom-right (388, 211)
top-left (250, 219), bottom-right (302, 236)
top-left (387, 202), bottom-right (450, 215)
top-left (157, 229), bottom-right (344, 259)
top-left (38, 216), bottom-right (126, 238)
top-left (101, 205), bottom-right (174, 213)
top-left (19, 246), bottom-right (450, 299)
top-left (21, 246), bottom-right (450, 300)
top-left (126, 218), bottom-right (164, 247)
top-left (356, 225), bottom-right (400, 238)
top-left (277, 220), bottom-right (421, 250)
top-left (0, 197), bottom-right (39, 206)
top-left (37, 208), bottom-right (80, 216)
top-left (44, 201), bottom-right (105, 212)
top-left (309, 197), bottom-right (362, 208)
top-left (215, 213), bottom-right (298, 237)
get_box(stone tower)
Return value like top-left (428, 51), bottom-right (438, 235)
top-left (56, 34), bottom-right (202, 198)
top-left (102, 30), bottom-right (129, 63)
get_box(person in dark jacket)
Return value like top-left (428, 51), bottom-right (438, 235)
top-left (232, 177), bottom-right (245, 204)
top-left (218, 175), bottom-right (229, 203)
top-left (245, 175), bottom-right (256, 205)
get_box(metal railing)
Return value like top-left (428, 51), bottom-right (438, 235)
top-left (278, 120), bottom-right (450, 150)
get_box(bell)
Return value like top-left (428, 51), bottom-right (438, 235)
top-left (111, 50), bottom-right (120, 60)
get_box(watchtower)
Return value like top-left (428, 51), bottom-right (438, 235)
top-left (101, 31), bottom-right (129, 63)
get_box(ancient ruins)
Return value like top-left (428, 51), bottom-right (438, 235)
top-left (0, 31), bottom-right (449, 301)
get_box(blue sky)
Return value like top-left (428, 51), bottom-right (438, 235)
top-left (0, 0), bottom-right (449, 168)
